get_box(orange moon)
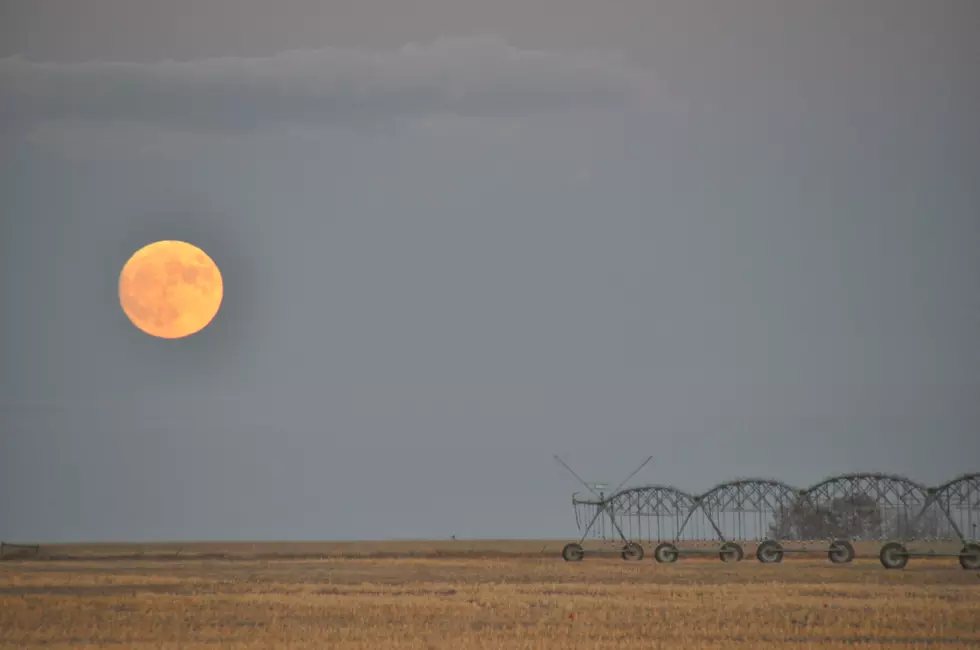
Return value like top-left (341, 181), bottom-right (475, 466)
top-left (119, 240), bottom-right (224, 339)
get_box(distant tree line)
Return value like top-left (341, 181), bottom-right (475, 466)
top-left (768, 493), bottom-right (949, 540)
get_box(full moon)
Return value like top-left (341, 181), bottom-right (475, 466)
top-left (119, 240), bottom-right (224, 339)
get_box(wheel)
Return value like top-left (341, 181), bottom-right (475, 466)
top-left (959, 543), bottom-right (980, 570)
top-left (621, 542), bottom-right (644, 561)
top-left (562, 543), bottom-right (584, 562)
top-left (828, 539), bottom-right (855, 564)
top-left (719, 542), bottom-right (743, 563)
top-left (756, 540), bottom-right (784, 564)
top-left (879, 542), bottom-right (908, 569)
top-left (653, 542), bottom-right (679, 564)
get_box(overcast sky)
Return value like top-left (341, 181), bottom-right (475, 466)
top-left (2, 0), bottom-right (978, 543)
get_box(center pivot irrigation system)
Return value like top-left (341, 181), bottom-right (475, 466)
top-left (554, 456), bottom-right (980, 570)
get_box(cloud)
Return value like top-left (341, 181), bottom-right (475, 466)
top-left (0, 35), bottom-right (654, 132)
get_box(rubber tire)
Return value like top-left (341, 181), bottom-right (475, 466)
top-left (829, 539), bottom-right (855, 564)
top-left (653, 542), bottom-right (679, 564)
top-left (756, 540), bottom-right (784, 564)
top-left (959, 543), bottom-right (980, 570)
top-left (879, 542), bottom-right (909, 570)
top-left (621, 542), bottom-right (644, 561)
top-left (720, 542), bottom-right (743, 563)
top-left (562, 543), bottom-right (585, 562)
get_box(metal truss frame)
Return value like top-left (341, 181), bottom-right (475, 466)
top-left (561, 467), bottom-right (980, 570)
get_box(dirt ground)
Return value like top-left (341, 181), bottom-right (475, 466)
top-left (1, 540), bottom-right (978, 649)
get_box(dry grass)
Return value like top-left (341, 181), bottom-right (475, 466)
top-left (2, 540), bottom-right (978, 649)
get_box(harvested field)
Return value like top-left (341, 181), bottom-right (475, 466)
top-left (1, 540), bottom-right (978, 649)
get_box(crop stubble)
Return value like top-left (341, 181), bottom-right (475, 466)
top-left (1, 541), bottom-right (977, 649)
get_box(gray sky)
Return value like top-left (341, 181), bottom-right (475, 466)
top-left (1, 0), bottom-right (978, 542)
